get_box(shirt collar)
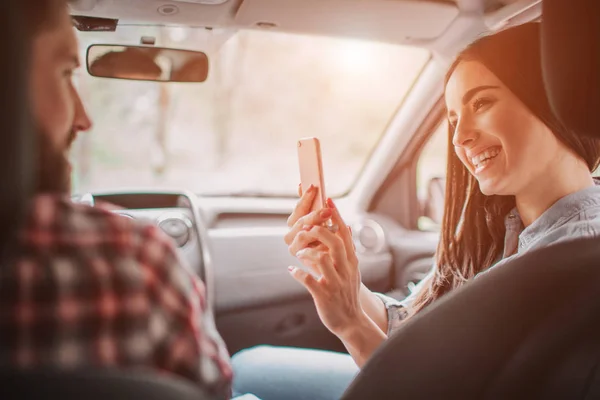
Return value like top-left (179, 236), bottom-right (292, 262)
top-left (505, 179), bottom-right (600, 253)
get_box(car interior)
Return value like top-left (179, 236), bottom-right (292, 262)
top-left (1, 0), bottom-right (598, 399)
top-left (66, 0), bottom-right (554, 357)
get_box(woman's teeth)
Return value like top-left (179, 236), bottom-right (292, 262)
top-left (472, 147), bottom-right (501, 169)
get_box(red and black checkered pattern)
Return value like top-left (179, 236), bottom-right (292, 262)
top-left (0, 195), bottom-right (232, 398)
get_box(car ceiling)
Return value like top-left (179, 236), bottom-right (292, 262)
top-left (70, 0), bottom-right (541, 53)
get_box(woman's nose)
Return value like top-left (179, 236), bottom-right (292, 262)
top-left (452, 119), bottom-right (479, 148)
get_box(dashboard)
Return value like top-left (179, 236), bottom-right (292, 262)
top-left (72, 191), bottom-right (396, 313)
top-left (72, 191), bottom-right (208, 279)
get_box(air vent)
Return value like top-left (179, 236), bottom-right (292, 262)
top-left (352, 219), bottom-right (386, 254)
top-left (157, 213), bottom-right (193, 248)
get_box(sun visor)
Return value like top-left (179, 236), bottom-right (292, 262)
top-left (234, 0), bottom-right (459, 45)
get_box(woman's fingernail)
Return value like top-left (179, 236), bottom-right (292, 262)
top-left (327, 198), bottom-right (335, 208)
top-left (288, 266), bottom-right (295, 272)
top-left (348, 225), bottom-right (352, 235)
top-left (320, 209), bottom-right (332, 218)
top-left (308, 184), bottom-right (315, 192)
top-left (302, 225), bottom-right (312, 231)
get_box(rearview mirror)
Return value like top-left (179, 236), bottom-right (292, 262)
top-left (86, 45), bottom-right (209, 83)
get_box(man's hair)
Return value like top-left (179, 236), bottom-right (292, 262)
top-left (23, 0), bottom-right (75, 194)
top-left (22, 0), bottom-right (69, 38)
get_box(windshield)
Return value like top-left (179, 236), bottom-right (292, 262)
top-left (72, 26), bottom-right (430, 196)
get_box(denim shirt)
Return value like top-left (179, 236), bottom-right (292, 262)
top-left (377, 181), bottom-right (600, 336)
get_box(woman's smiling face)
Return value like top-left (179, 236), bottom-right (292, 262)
top-left (445, 60), bottom-right (564, 196)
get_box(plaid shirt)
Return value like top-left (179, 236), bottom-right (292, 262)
top-left (0, 195), bottom-right (233, 398)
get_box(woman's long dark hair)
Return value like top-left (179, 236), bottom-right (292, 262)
top-left (410, 22), bottom-right (600, 315)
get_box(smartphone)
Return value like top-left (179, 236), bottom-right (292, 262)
top-left (297, 137), bottom-right (327, 213)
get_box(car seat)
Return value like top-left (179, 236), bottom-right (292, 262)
top-left (341, 237), bottom-right (600, 399)
top-left (542, 0), bottom-right (599, 139)
top-left (0, 368), bottom-right (220, 400)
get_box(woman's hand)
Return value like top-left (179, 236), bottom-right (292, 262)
top-left (284, 186), bottom-right (388, 366)
top-left (284, 185), bottom-right (338, 279)
top-left (287, 197), bottom-right (364, 339)
top-left (284, 184), bottom-right (389, 335)
top-left (284, 184), bottom-right (336, 252)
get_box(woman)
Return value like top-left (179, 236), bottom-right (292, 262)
top-left (231, 22), bottom-right (600, 400)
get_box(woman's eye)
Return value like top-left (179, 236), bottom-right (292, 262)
top-left (472, 97), bottom-right (492, 112)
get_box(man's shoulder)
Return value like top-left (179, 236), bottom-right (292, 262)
top-left (20, 195), bottom-right (195, 293)
top-left (25, 194), bottom-right (173, 247)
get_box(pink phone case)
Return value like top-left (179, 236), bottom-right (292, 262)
top-left (297, 137), bottom-right (326, 212)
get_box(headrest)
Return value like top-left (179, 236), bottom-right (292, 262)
top-left (541, 0), bottom-right (600, 138)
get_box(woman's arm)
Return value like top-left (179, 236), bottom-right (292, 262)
top-left (288, 198), bottom-right (398, 367)
top-left (359, 283), bottom-right (389, 333)
top-left (361, 268), bottom-right (435, 336)
top-left (285, 190), bottom-right (432, 366)
top-left (339, 311), bottom-right (388, 368)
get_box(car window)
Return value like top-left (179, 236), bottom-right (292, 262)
top-left (71, 26), bottom-right (430, 197)
top-left (416, 121), bottom-right (448, 231)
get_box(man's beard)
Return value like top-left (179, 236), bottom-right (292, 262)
top-left (35, 127), bottom-right (76, 195)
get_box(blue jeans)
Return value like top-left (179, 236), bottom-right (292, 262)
top-left (231, 346), bottom-right (359, 400)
